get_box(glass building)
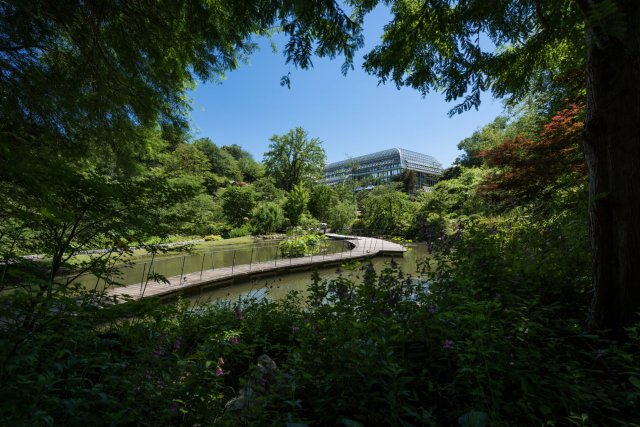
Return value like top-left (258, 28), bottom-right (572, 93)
top-left (323, 148), bottom-right (443, 191)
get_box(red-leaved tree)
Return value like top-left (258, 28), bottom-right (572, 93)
top-left (478, 105), bottom-right (587, 209)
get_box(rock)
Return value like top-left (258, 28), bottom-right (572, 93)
top-left (225, 354), bottom-right (291, 414)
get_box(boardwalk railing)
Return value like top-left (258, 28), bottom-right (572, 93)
top-left (104, 235), bottom-right (406, 300)
top-left (70, 238), bottom-right (355, 291)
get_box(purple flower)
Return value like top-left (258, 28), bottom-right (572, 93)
top-left (215, 367), bottom-right (224, 377)
top-left (173, 336), bottom-right (182, 350)
top-left (218, 357), bottom-right (225, 366)
top-left (229, 336), bottom-right (240, 346)
top-left (443, 339), bottom-right (455, 350)
top-left (168, 402), bottom-right (180, 414)
top-left (428, 305), bottom-right (437, 314)
top-left (291, 325), bottom-right (300, 333)
top-left (235, 307), bottom-right (244, 321)
top-left (595, 349), bottom-right (606, 359)
top-left (153, 347), bottom-right (165, 358)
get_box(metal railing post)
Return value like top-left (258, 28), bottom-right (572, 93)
top-left (200, 253), bottom-right (205, 280)
top-left (232, 249), bottom-right (236, 273)
top-left (274, 245), bottom-right (278, 267)
top-left (249, 247), bottom-right (254, 271)
top-left (139, 262), bottom-right (147, 296)
top-left (142, 252), bottom-right (156, 296)
top-left (179, 256), bottom-right (186, 285)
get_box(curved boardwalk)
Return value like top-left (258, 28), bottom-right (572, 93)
top-left (106, 234), bottom-right (405, 301)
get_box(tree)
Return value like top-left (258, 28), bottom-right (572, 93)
top-left (283, 184), bottom-right (310, 226)
top-left (221, 186), bottom-right (255, 228)
top-left (252, 202), bottom-right (285, 234)
top-left (252, 177), bottom-right (287, 203)
top-left (350, 0), bottom-right (640, 337)
top-left (359, 185), bottom-right (416, 236)
top-left (308, 185), bottom-right (338, 223)
top-left (193, 138), bottom-right (243, 182)
top-left (326, 201), bottom-right (357, 232)
top-left (263, 127), bottom-right (326, 191)
top-left (1, 1), bottom-right (362, 164)
top-left (478, 104), bottom-right (587, 208)
top-left (456, 116), bottom-right (510, 168)
top-left (161, 144), bottom-right (212, 180)
top-left (237, 157), bottom-right (265, 183)
top-left (394, 169), bottom-right (417, 193)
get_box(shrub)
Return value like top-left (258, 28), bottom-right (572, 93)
top-left (228, 224), bottom-right (252, 238)
top-left (203, 234), bottom-right (223, 241)
top-left (278, 234), bottom-right (327, 258)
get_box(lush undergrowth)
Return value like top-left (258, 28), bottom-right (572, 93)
top-left (1, 217), bottom-right (639, 426)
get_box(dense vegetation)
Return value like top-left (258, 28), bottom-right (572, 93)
top-left (2, 1), bottom-right (640, 425)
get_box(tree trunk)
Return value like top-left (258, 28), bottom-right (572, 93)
top-left (584, 0), bottom-right (640, 338)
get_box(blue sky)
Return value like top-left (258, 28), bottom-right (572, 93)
top-left (188, 7), bottom-right (504, 168)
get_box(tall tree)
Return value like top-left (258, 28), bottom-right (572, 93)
top-left (351, 0), bottom-right (640, 337)
top-left (263, 127), bottom-right (326, 191)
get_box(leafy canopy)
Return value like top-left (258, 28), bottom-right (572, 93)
top-left (360, 0), bottom-right (585, 114)
top-left (263, 127), bottom-right (326, 191)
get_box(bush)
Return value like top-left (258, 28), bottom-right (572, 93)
top-left (227, 224), bottom-right (252, 238)
top-left (1, 256), bottom-right (638, 426)
top-left (203, 234), bottom-right (223, 242)
top-left (278, 237), bottom-right (307, 258)
top-left (278, 234), bottom-right (327, 258)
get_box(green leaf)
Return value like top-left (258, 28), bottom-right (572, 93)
top-left (458, 411), bottom-right (488, 427)
top-left (630, 376), bottom-right (640, 390)
top-left (340, 418), bottom-right (365, 427)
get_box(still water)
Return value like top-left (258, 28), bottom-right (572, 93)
top-left (75, 239), bottom-right (349, 291)
top-left (189, 243), bottom-right (429, 304)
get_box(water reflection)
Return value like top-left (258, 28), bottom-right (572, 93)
top-left (190, 244), bottom-right (428, 304)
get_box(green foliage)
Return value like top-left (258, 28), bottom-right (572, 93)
top-left (2, 209), bottom-right (638, 426)
top-left (361, 0), bottom-right (585, 114)
top-left (263, 127), bottom-right (326, 191)
top-left (326, 201), bottom-right (357, 233)
top-left (193, 138), bottom-right (243, 183)
top-left (283, 184), bottom-right (310, 227)
top-left (252, 202), bottom-right (285, 235)
top-left (308, 184), bottom-right (338, 223)
top-left (278, 234), bottom-right (327, 258)
top-left (252, 177), bottom-right (287, 203)
top-left (228, 224), bottom-right (253, 239)
top-left (278, 238), bottom-right (308, 258)
top-left (359, 185), bottom-right (417, 236)
top-left (203, 235), bottom-right (223, 242)
top-left (456, 116), bottom-right (510, 168)
top-left (221, 186), bottom-right (256, 228)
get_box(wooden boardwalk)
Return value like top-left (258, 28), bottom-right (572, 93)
top-left (106, 235), bottom-right (405, 301)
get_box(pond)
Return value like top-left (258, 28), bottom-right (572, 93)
top-left (189, 243), bottom-right (430, 304)
top-left (73, 238), bottom-right (351, 292)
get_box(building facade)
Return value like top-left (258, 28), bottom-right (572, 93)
top-left (323, 148), bottom-right (443, 191)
